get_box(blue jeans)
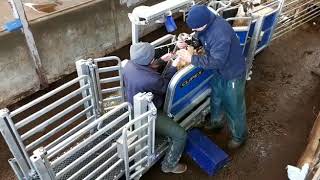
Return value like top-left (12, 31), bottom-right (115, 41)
top-left (210, 75), bottom-right (247, 143)
top-left (156, 111), bottom-right (187, 169)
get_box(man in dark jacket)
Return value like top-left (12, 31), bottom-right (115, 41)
top-left (122, 42), bottom-right (187, 174)
top-left (177, 5), bottom-right (247, 149)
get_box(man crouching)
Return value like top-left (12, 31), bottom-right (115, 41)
top-left (122, 42), bottom-right (187, 174)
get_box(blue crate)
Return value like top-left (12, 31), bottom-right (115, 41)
top-left (4, 19), bottom-right (22, 32)
top-left (185, 128), bottom-right (230, 176)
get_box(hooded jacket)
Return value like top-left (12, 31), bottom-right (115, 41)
top-left (122, 61), bottom-right (177, 108)
top-left (191, 14), bottom-right (246, 80)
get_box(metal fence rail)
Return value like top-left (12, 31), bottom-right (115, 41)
top-left (30, 95), bottom-right (157, 180)
top-left (272, 0), bottom-right (320, 40)
top-left (121, 102), bottom-right (156, 180)
top-left (30, 102), bottom-right (132, 180)
top-left (93, 57), bottom-right (125, 113)
top-left (0, 75), bottom-right (97, 179)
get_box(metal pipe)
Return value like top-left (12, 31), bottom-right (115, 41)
top-left (95, 159), bottom-right (123, 180)
top-left (17, 85), bottom-right (89, 130)
top-left (147, 114), bottom-right (153, 165)
top-left (283, 0), bottom-right (308, 7)
top-left (128, 135), bottom-right (148, 151)
top-left (100, 76), bottom-right (120, 84)
top-left (8, 159), bottom-right (24, 180)
top-left (21, 96), bottom-right (92, 140)
top-left (94, 56), bottom-right (121, 63)
top-left (267, 0), bottom-right (285, 46)
top-left (130, 167), bottom-right (146, 179)
top-left (12, 0), bottom-right (48, 87)
top-left (98, 66), bottom-right (120, 73)
top-left (11, 76), bottom-right (88, 117)
top-left (125, 110), bottom-right (154, 127)
top-left (0, 110), bottom-right (34, 174)
top-left (47, 102), bottom-right (130, 156)
top-left (102, 96), bottom-right (122, 102)
top-left (129, 146), bottom-right (149, 162)
top-left (281, 0), bottom-right (317, 16)
top-left (101, 87), bottom-right (121, 94)
top-left (26, 106), bottom-right (93, 151)
top-left (275, 7), bottom-right (320, 35)
top-left (273, 12), bottom-right (320, 40)
top-left (67, 143), bottom-right (117, 180)
top-left (180, 98), bottom-right (210, 129)
top-left (50, 111), bottom-right (129, 164)
top-left (122, 121), bottom-right (130, 180)
top-left (127, 123), bottom-right (149, 139)
top-left (118, 60), bottom-right (125, 104)
top-left (82, 153), bottom-right (119, 180)
top-left (104, 105), bottom-right (119, 111)
top-left (129, 156), bottom-right (148, 172)
top-left (256, 0), bottom-right (279, 9)
top-left (277, 1), bottom-right (320, 25)
top-left (57, 127), bottom-right (122, 179)
top-left (45, 115), bottom-right (94, 151)
top-left (87, 63), bottom-right (100, 117)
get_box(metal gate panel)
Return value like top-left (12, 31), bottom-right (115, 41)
top-left (272, 0), bottom-right (320, 40)
top-left (30, 97), bottom-right (156, 180)
top-left (92, 57), bottom-right (125, 113)
top-left (31, 103), bottom-right (132, 180)
top-left (0, 75), bottom-right (97, 179)
top-left (118, 102), bottom-right (156, 180)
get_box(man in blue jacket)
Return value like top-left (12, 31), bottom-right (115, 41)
top-left (123, 42), bottom-right (187, 173)
top-left (177, 5), bottom-right (247, 149)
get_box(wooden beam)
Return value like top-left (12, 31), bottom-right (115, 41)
top-left (11, 0), bottom-right (49, 88)
top-left (298, 113), bottom-right (320, 168)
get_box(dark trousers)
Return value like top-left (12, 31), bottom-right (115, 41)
top-left (156, 111), bottom-right (187, 169)
top-left (210, 75), bottom-right (248, 143)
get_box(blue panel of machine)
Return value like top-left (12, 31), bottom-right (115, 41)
top-left (185, 128), bottom-right (230, 176)
top-left (257, 29), bottom-right (272, 49)
top-left (170, 84), bottom-right (210, 115)
top-left (248, 21), bottom-right (256, 37)
top-left (240, 45), bottom-right (244, 52)
top-left (235, 31), bottom-right (248, 45)
top-left (243, 40), bottom-right (251, 58)
top-left (172, 67), bottom-right (212, 102)
top-left (262, 11), bottom-right (277, 31)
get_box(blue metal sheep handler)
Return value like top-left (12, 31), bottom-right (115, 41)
top-left (185, 128), bottom-right (230, 176)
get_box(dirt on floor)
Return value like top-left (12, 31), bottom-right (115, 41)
top-left (1, 21), bottom-right (320, 180)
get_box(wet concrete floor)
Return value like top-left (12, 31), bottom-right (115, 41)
top-left (1, 21), bottom-right (320, 179)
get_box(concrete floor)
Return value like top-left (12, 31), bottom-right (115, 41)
top-left (0, 22), bottom-right (320, 179)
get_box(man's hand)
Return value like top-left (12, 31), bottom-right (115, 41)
top-left (176, 41), bottom-right (188, 49)
top-left (176, 49), bottom-right (192, 63)
top-left (160, 53), bottom-right (174, 62)
top-left (172, 56), bottom-right (182, 67)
